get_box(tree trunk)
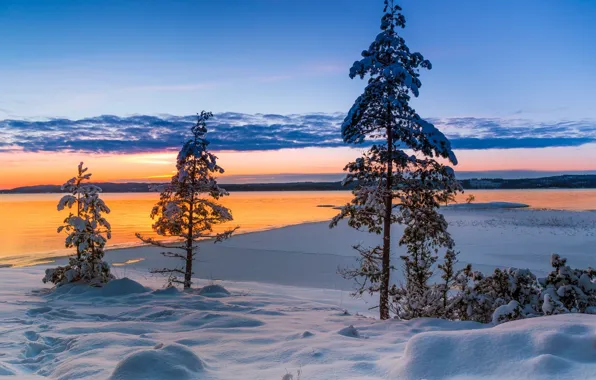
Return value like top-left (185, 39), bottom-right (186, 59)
top-left (185, 197), bottom-right (194, 290)
top-left (184, 236), bottom-right (193, 289)
top-left (76, 193), bottom-right (82, 260)
top-left (380, 124), bottom-right (393, 320)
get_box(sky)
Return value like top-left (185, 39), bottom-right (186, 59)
top-left (1, 0), bottom-right (595, 189)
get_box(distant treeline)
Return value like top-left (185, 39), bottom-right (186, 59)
top-left (459, 175), bottom-right (596, 190)
top-left (3, 175), bottom-right (596, 194)
top-left (1, 181), bottom-right (356, 194)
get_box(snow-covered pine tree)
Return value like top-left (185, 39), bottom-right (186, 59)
top-left (137, 111), bottom-right (237, 289)
top-left (331, 0), bottom-right (460, 320)
top-left (43, 162), bottom-right (113, 286)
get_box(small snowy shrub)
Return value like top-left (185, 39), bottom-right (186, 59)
top-left (450, 266), bottom-right (540, 323)
top-left (539, 254), bottom-right (596, 314)
top-left (43, 163), bottom-right (113, 287)
top-left (491, 300), bottom-right (523, 324)
top-left (353, 236), bottom-right (593, 324)
top-left (448, 255), bottom-right (595, 324)
top-left (44, 257), bottom-right (112, 287)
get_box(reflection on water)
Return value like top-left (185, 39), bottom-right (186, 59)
top-left (0, 191), bottom-right (352, 265)
top-left (1, 189), bottom-right (595, 266)
top-left (453, 189), bottom-right (596, 211)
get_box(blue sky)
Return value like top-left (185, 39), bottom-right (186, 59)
top-left (1, 0), bottom-right (596, 188)
top-left (1, 0), bottom-right (595, 120)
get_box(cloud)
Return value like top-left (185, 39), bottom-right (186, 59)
top-left (123, 82), bottom-right (223, 92)
top-left (252, 75), bottom-right (294, 83)
top-left (1, 113), bottom-right (595, 154)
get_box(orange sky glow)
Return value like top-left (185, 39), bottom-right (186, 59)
top-left (2, 144), bottom-right (596, 189)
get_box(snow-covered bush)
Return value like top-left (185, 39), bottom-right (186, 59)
top-left (491, 300), bottom-right (524, 324)
top-left (137, 111), bottom-right (237, 289)
top-left (539, 254), bottom-right (596, 315)
top-left (44, 257), bottom-right (112, 287)
top-left (43, 163), bottom-right (113, 287)
top-left (387, 253), bottom-right (595, 324)
top-left (426, 254), bottom-right (596, 324)
top-left (449, 265), bottom-right (540, 323)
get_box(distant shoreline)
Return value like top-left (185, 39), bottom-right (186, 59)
top-left (2, 174), bottom-right (596, 193)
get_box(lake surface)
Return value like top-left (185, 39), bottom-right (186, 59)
top-left (1, 189), bottom-right (595, 266)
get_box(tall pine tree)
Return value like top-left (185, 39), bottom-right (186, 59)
top-left (331, 0), bottom-right (460, 320)
top-left (137, 111), bottom-right (237, 289)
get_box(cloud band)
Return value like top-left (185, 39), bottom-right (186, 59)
top-left (1, 113), bottom-right (594, 153)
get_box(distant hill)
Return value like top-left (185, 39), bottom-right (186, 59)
top-left (1, 181), bottom-right (356, 194)
top-left (2, 175), bottom-right (596, 194)
top-left (459, 175), bottom-right (596, 190)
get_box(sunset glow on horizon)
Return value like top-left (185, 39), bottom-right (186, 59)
top-left (3, 143), bottom-right (596, 189)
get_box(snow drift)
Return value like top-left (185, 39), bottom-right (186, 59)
top-left (393, 314), bottom-right (596, 379)
top-left (110, 344), bottom-right (206, 380)
top-left (2, 266), bottom-right (596, 379)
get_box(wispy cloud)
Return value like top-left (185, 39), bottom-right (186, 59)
top-left (252, 75), bottom-right (294, 83)
top-left (123, 82), bottom-right (224, 92)
top-left (1, 113), bottom-right (595, 154)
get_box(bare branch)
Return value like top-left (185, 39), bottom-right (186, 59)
top-left (160, 251), bottom-right (187, 260)
top-left (214, 226), bottom-right (239, 243)
top-left (136, 233), bottom-right (185, 250)
top-left (150, 268), bottom-right (185, 275)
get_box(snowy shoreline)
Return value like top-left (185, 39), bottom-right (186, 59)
top-left (18, 206), bottom-right (595, 291)
top-left (1, 206), bottom-right (596, 378)
top-left (4, 206), bottom-right (596, 286)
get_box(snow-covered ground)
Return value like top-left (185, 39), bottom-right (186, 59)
top-left (99, 207), bottom-right (596, 287)
top-left (2, 269), bottom-right (596, 379)
top-left (444, 201), bottom-right (529, 209)
top-left (1, 207), bottom-right (596, 379)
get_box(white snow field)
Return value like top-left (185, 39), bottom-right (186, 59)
top-left (1, 208), bottom-right (596, 379)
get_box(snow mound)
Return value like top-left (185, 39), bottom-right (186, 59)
top-left (179, 312), bottom-right (264, 329)
top-left (198, 284), bottom-right (230, 297)
top-left (0, 363), bottom-right (15, 376)
top-left (110, 344), bottom-right (206, 380)
top-left (100, 278), bottom-right (148, 297)
top-left (393, 314), bottom-right (596, 379)
top-left (338, 325), bottom-right (360, 338)
top-left (446, 201), bottom-right (529, 209)
top-left (152, 286), bottom-right (180, 296)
